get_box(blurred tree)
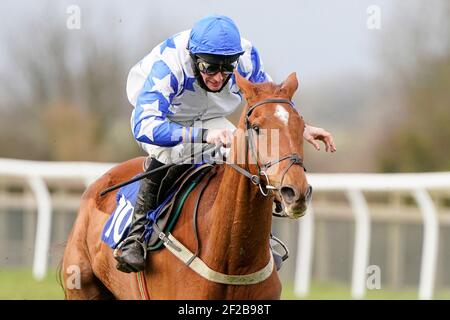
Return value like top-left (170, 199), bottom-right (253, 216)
top-left (377, 1), bottom-right (450, 172)
top-left (0, 5), bottom-right (169, 162)
top-left (41, 102), bottom-right (97, 161)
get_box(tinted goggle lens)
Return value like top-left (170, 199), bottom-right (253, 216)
top-left (197, 60), bottom-right (237, 75)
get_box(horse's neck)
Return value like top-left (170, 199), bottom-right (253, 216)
top-left (207, 161), bottom-right (273, 270)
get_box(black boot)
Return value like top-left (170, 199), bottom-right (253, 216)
top-left (115, 157), bottom-right (166, 273)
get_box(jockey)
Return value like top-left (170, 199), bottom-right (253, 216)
top-left (115, 14), bottom-right (336, 273)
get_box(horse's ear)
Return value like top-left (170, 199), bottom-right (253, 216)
top-left (234, 70), bottom-right (254, 97)
top-left (280, 72), bottom-right (299, 99)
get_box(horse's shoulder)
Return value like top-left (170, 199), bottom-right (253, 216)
top-left (181, 164), bottom-right (225, 216)
top-left (105, 157), bottom-right (146, 182)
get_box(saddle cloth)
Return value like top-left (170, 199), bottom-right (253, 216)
top-left (101, 162), bottom-right (214, 250)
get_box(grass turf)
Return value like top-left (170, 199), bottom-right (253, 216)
top-left (1, 268), bottom-right (450, 300)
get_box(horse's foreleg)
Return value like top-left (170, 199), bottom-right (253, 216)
top-left (61, 234), bottom-right (115, 300)
top-left (62, 250), bottom-right (116, 299)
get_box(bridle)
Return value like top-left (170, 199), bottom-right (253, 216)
top-left (223, 98), bottom-right (307, 197)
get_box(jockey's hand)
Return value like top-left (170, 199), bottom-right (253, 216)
top-left (303, 125), bottom-right (337, 152)
top-left (205, 128), bottom-right (234, 147)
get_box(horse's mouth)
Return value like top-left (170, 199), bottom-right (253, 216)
top-left (274, 199), bottom-right (308, 218)
top-left (286, 210), bottom-right (307, 219)
top-left (285, 203), bottom-right (308, 219)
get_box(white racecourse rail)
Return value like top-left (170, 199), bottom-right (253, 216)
top-left (1, 158), bottom-right (449, 300)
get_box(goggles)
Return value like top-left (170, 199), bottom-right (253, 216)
top-left (196, 59), bottom-right (238, 75)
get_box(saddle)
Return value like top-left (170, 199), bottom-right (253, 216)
top-left (101, 159), bottom-right (215, 251)
top-left (142, 159), bottom-right (216, 251)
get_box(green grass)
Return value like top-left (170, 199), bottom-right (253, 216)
top-left (0, 268), bottom-right (64, 300)
top-left (281, 281), bottom-right (450, 300)
top-left (1, 268), bottom-right (450, 300)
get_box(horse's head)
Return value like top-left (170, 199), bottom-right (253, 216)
top-left (234, 71), bottom-right (312, 218)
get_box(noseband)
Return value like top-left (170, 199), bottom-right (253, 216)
top-left (223, 98), bottom-right (307, 197)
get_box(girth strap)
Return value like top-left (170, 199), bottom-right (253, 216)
top-left (159, 232), bottom-right (274, 285)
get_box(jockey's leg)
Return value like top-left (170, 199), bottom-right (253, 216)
top-left (115, 156), bottom-right (168, 273)
top-left (114, 139), bottom-right (184, 273)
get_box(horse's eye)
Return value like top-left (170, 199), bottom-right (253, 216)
top-left (252, 125), bottom-right (260, 134)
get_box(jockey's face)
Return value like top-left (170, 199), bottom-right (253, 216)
top-left (200, 71), bottom-right (227, 91)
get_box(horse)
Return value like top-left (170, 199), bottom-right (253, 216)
top-left (61, 71), bottom-right (312, 299)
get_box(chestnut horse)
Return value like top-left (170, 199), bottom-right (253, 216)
top-left (61, 71), bottom-right (311, 299)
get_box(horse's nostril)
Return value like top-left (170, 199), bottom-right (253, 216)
top-left (306, 185), bottom-right (313, 202)
top-left (280, 186), bottom-right (297, 204)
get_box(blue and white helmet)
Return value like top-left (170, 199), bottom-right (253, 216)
top-left (188, 14), bottom-right (244, 61)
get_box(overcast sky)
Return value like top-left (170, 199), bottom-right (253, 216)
top-left (0, 0), bottom-right (402, 84)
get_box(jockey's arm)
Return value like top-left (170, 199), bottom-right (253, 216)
top-left (248, 46), bottom-right (272, 83)
top-left (132, 98), bottom-right (207, 147)
top-left (303, 123), bottom-right (337, 153)
top-left (131, 61), bottom-right (208, 147)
